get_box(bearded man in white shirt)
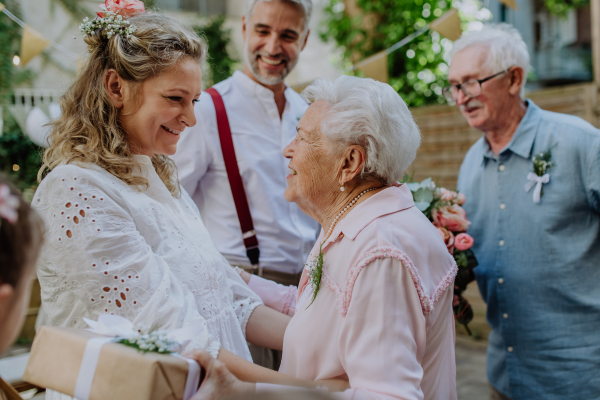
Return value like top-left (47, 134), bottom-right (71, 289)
top-left (172, 1), bottom-right (318, 287)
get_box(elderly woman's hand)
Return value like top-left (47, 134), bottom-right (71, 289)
top-left (186, 349), bottom-right (255, 400)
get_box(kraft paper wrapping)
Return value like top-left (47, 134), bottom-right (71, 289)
top-left (23, 326), bottom-right (191, 400)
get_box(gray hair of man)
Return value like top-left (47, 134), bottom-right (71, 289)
top-left (449, 23), bottom-right (530, 98)
top-left (301, 76), bottom-right (421, 185)
top-left (245, 0), bottom-right (313, 33)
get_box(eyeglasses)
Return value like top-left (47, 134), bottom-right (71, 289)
top-left (442, 69), bottom-right (510, 103)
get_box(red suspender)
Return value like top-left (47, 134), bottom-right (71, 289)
top-left (205, 88), bottom-right (260, 269)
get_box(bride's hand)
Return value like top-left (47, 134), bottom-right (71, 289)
top-left (186, 349), bottom-right (255, 400)
top-left (314, 378), bottom-right (351, 392)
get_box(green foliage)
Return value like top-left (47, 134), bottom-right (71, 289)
top-left (321, 0), bottom-right (454, 106)
top-left (542, 0), bottom-right (589, 16)
top-left (0, 1), bottom-right (41, 196)
top-left (0, 116), bottom-right (43, 197)
top-left (0, 0), bottom-right (22, 98)
top-left (194, 16), bottom-right (237, 87)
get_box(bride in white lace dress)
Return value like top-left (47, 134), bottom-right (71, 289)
top-left (32, 8), bottom-right (322, 399)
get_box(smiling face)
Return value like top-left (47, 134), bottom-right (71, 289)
top-left (119, 58), bottom-right (202, 157)
top-left (448, 44), bottom-right (513, 132)
top-left (242, 0), bottom-right (308, 87)
top-left (283, 100), bottom-right (341, 218)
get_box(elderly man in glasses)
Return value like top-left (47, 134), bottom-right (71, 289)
top-left (446, 24), bottom-right (600, 400)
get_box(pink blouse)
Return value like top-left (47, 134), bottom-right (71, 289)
top-left (252, 185), bottom-right (458, 400)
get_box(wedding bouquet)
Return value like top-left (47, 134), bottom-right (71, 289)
top-left (401, 176), bottom-right (478, 334)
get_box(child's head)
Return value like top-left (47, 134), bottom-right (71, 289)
top-left (0, 176), bottom-right (44, 354)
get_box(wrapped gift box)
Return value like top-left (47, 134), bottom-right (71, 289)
top-left (23, 325), bottom-right (197, 400)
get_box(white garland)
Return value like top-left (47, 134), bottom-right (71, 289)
top-left (118, 325), bottom-right (181, 354)
top-left (79, 5), bottom-right (136, 39)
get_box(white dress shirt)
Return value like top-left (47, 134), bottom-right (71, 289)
top-left (172, 71), bottom-right (319, 274)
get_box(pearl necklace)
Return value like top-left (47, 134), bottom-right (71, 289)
top-left (324, 187), bottom-right (379, 241)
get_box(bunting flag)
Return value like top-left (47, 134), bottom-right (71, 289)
top-left (498, 0), bottom-right (518, 10)
top-left (355, 51), bottom-right (389, 83)
top-left (352, 8), bottom-right (463, 82)
top-left (430, 8), bottom-right (462, 41)
top-left (20, 25), bottom-right (51, 67)
top-left (1, 4), bottom-right (79, 66)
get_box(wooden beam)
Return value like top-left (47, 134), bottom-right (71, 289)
top-left (591, 0), bottom-right (600, 86)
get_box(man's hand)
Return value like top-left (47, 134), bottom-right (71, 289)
top-left (186, 350), bottom-right (255, 400)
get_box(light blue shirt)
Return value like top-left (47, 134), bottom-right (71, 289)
top-left (457, 100), bottom-right (600, 399)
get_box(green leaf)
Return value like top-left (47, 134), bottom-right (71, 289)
top-left (453, 251), bottom-right (468, 268)
top-left (413, 187), bottom-right (433, 204)
top-left (414, 201), bottom-right (430, 211)
top-left (419, 177), bottom-right (432, 189)
top-left (406, 182), bottom-right (420, 192)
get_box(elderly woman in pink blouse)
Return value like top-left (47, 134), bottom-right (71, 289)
top-left (190, 75), bottom-right (458, 400)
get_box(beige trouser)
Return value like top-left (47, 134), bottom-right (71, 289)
top-left (489, 384), bottom-right (512, 400)
top-left (233, 264), bottom-right (302, 370)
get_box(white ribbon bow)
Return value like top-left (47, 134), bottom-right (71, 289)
top-left (524, 172), bottom-right (550, 203)
top-left (74, 315), bottom-right (202, 400)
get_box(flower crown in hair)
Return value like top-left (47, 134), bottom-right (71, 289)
top-left (0, 184), bottom-right (19, 225)
top-left (79, 0), bottom-right (145, 39)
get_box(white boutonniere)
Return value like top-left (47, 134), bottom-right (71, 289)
top-left (525, 145), bottom-right (556, 203)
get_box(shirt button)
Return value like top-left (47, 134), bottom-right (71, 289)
top-left (500, 203), bottom-right (506, 210)
top-left (499, 240), bottom-right (505, 246)
top-left (503, 313), bottom-right (509, 319)
top-left (499, 165), bottom-right (506, 171)
top-left (507, 346), bottom-right (514, 353)
top-left (498, 278), bottom-right (504, 284)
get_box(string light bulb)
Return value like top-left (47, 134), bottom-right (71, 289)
top-left (12, 55), bottom-right (20, 66)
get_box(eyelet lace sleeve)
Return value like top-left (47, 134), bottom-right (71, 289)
top-left (33, 165), bottom-right (219, 353)
top-left (221, 263), bottom-right (263, 337)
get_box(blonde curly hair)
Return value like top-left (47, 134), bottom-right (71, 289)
top-left (39, 12), bottom-right (207, 196)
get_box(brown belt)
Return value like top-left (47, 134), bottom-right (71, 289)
top-left (234, 265), bottom-right (302, 287)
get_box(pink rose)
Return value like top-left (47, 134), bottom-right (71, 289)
top-left (456, 193), bottom-right (466, 206)
top-left (441, 190), bottom-right (458, 202)
top-left (454, 233), bottom-right (474, 251)
top-left (97, 0), bottom-right (145, 17)
top-left (431, 204), bottom-right (471, 232)
top-left (436, 227), bottom-right (455, 255)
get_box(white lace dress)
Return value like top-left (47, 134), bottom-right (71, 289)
top-left (32, 156), bottom-right (262, 399)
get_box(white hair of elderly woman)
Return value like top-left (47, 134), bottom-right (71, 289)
top-left (245, 0), bottom-right (313, 32)
top-left (449, 23), bottom-right (530, 98)
top-left (301, 75), bottom-right (421, 185)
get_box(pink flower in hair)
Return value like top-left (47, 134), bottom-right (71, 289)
top-left (97, 0), bottom-right (145, 17)
top-left (0, 184), bottom-right (19, 224)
